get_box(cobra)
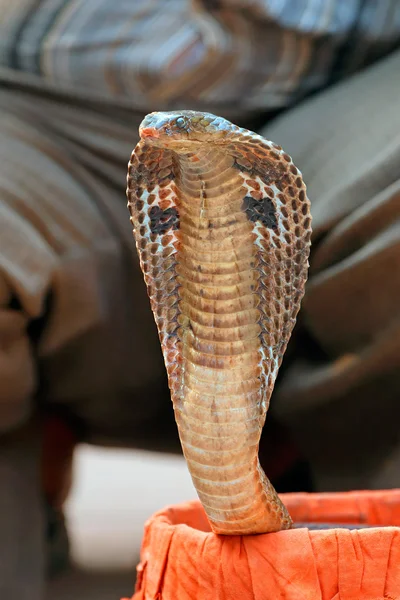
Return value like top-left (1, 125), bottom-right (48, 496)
top-left (126, 110), bottom-right (312, 535)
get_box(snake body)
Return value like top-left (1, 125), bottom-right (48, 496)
top-left (127, 111), bottom-right (311, 535)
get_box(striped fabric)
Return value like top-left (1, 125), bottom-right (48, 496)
top-left (0, 0), bottom-right (399, 115)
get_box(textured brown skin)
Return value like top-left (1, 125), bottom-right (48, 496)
top-left (126, 111), bottom-right (312, 535)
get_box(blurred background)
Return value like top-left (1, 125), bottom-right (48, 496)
top-left (1, 1), bottom-right (400, 598)
top-left (45, 446), bottom-right (197, 600)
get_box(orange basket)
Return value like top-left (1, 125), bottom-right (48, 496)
top-left (124, 490), bottom-right (400, 600)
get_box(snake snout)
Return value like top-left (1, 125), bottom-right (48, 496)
top-left (140, 127), bottom-right (159, 139)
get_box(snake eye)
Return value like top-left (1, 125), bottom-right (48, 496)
top-left (175, 116), bottom-right (186, 129)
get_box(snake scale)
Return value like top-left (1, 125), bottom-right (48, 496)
top-left (127, 111), bottom-right (312, 535)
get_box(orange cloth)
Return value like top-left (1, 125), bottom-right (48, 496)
top-left (124, 490), bottom-right (400, 600)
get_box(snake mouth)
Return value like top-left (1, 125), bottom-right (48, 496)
top-left (140, 126), bottom-right (223, 147)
